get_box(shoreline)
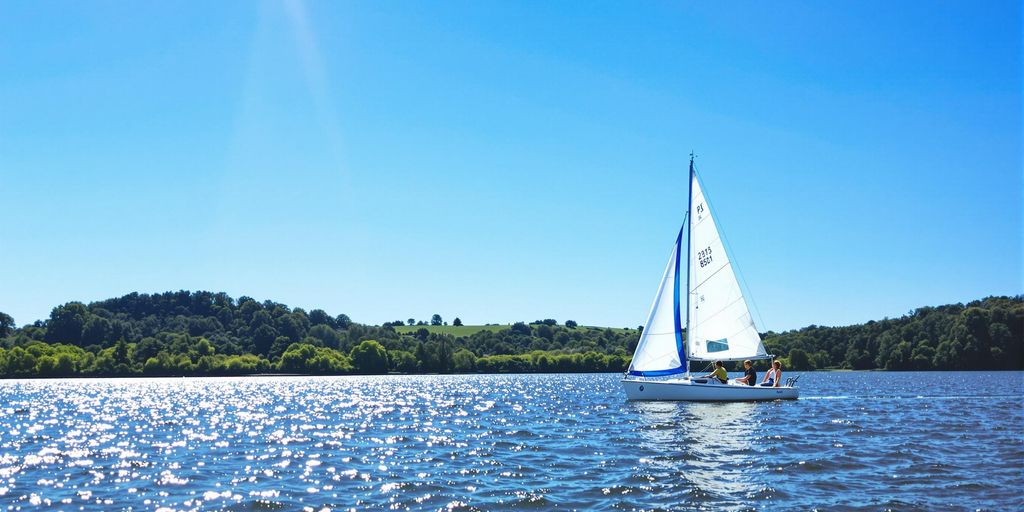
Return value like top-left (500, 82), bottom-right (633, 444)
top-left (1, 368), bottom-right (1011, 381)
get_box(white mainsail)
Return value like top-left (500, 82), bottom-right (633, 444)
top-left (686, 174), bottom-right (768, 361)
top-left (626, 229), bottom-right (685, 376)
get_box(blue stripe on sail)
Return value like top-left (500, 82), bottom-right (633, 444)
top-left (628, 366), bottom-right (687, 377)
top-left (673, 226), bottom-right (686, 369)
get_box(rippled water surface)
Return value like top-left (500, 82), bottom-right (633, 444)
top-left (0, 372), bottom-right (1021, 511)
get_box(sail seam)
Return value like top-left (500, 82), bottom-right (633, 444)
top-left (690, 250), bottom-right (729, 290)
top-left (691, 294), bottom-right (748, 328)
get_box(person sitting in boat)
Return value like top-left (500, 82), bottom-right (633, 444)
top-left (760, 360), bottom-right (782, 387)
top-left (734, 360), bottom-right (756, 386)
top-left (702, 361), bottom-right (728, 384)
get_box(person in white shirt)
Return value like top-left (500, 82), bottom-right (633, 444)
top-left (760, 360), bottom-right (782, 387)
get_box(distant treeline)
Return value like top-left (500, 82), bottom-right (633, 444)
top-left (0, 292), bottom-right (1020, 378)
top-left (764, 296), bottom-right (1022, 371)
top-left (0, 291), bottom-right (634, 377)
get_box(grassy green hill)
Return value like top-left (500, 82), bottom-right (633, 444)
top-left (393, 324), bottom-right (636, 337)
top-left (393, 324), bottom-right (510, 337)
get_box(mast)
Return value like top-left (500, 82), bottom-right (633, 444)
top-left (685, 152), bottom-right (694, 377)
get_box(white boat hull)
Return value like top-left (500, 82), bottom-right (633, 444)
top-left (622, 377), bottom-right (799, 401)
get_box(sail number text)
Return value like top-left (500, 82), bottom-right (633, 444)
top-left (698, 247), bottom-right (713, 267)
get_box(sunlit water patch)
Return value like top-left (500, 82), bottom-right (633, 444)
top-left (0, 372), bottom-right (1020, 510)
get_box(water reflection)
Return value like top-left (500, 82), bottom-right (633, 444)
top-left (630, 400), bottom-right (763, 507)
top-left (0, 373), bottom-right (1019, 510)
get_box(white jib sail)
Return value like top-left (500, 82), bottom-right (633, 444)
top-left (686, 175), bottom-right (768, 361)
top-left (627, 234), bottom-right (684, 375)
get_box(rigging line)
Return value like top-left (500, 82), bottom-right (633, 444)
top-left (692, 164), bottom-right (770, 334)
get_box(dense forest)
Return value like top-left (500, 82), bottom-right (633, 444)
top-left (0, 292), bottom-right (1020, 377)
top-left (762, 295), bottom-right (1022, 371)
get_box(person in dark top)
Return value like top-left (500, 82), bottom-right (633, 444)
top-left (734, 359), bottom-right (757, 386)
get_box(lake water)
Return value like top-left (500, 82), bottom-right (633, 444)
top-left (0, 372), bottom-right (1021, 511)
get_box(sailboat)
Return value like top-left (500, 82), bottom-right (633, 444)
top-left (622, 156), bottom-right (799, 401)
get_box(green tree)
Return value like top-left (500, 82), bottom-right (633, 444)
top-left (279, 343), bottom-right (316, 373)
top-left (195, 337), bottom-right (215, 357)
top-left (536, 324), bottom-right (554, 341)
top-left (281, 343), bottom-right (354, 374)
top-left (276, 314), bottom-right (306, 342)
top-left (988, 322), bottom-right (1017, 369)
top-left (788, 348), bottom-right (811, 370)
top-left (414, 342), bottom-right (436, 371)
top-left (335, 314), bottom-right (352, 329)
top-left (350, 340), bottom-right (388, 374)
top-left (45, 302), bottom-right (88, 345)
top-left (510, 322), bottom-right (531, 336)
top-left (269, 336), bottom-right (293, 361)
top-left (564, 320), bottom-right (578, 329)
top-left (883, 341), bottom-right (912, 370)
top-left (252, 325), bottom-right (277, 355)
top-left (308, 309), bottom-right (333, 327)
top-left (388, 350), bottom-right (418, 373)
top-left (308, 324), bottom-right (342, 349)
top-left (452, 348), bottom-right (476, 372)
top-left (113, 339), bottom-right (130, 365)
top-left (844, 346), bottom-right (874, 370)
top-left (809, 351), bottom-right (831, 370)
top-left (537, 354), bottom-right (551, 371)
top-left (431, 314), bottom-right (443, 326)
top-left (134, 337), bottom-right (163, 363)
top-left (36, 355), bottom-right (59, 375)
top-left (56, 353), bottom-right (75, 375)
top-left (911, 345), bottom-right (935, 370)
top-left (437, 337), bottom-right (453, 372)
top-left (144, 352), bottom-right (174, 375)
top-left (0, 312), bottom-right (14, 338)
top-left (80, 317), bottom-right (111, 346)
top-left (8, 347), bottom-right (36, 375)
top-left (452, 317), bottom-right (463, 327)
top-left (932, 340), bottom-right (962, 370)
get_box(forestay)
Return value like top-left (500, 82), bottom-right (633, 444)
top-left (686, 175), bottom-right (768, 361)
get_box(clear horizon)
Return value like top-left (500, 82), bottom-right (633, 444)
top-left (1, 1), bottom-right (1020, 331)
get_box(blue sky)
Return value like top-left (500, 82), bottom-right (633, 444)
top-left (1, 1), bottom-right (1020, 331)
